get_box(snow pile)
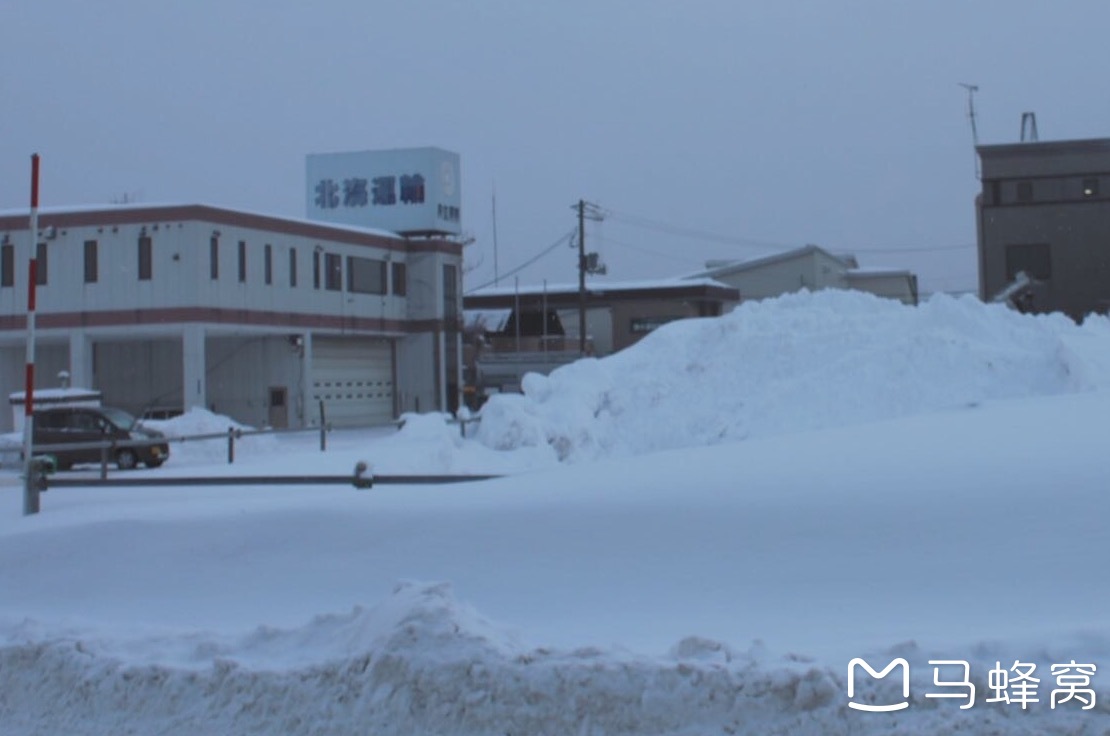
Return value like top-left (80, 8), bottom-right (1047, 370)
top-left (476, 290), bottom-right (1110, 461)
top-left (140, 407), bottom-right (279, 466)
top-left (360, 411), bottom-right (558, 474)
top-left (1, 582), bottom-right (1104, 735)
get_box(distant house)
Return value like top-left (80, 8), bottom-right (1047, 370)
top-left (462, 278), bottom-right (739, 396)
top-left (684, 244), bottom-right (919, 306)
top-left (977, 137), bottom-right (1110, 319)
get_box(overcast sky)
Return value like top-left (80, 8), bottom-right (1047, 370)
top-left (4, 1), bottom-right (1110, 294)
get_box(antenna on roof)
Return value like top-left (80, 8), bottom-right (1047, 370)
top-left (1020, 112), bottom-right (1039, 142)
top-left (958, 83), bottom-right (980, 178)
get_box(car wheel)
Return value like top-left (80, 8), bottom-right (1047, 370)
top-left (144, 459), bottom-right (164, 469)
top-left (116, 449), bottom-right (138, 471)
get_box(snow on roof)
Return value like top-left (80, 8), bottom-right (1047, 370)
top-left (464, 309), bottom-right (512, 331)
top-left (0, 203), bottom-right (407, 240)
top-left (845, 267), bottom-right (916, 278)
top-left (9, 386), bottom-right (101, 402)
top-left (466, 276), bottom-right (734, 298)
top-left (685, 244), bottom-right (857, 280)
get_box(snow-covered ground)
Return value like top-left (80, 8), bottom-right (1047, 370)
top-left (2, 290), bottom-right (1109, 734)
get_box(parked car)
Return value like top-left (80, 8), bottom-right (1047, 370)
top-left (32, 406), bottom-right (169, 470)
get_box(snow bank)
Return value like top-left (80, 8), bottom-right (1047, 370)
top-left (140, 408), bottom-right (279, 466)
top-left (2, 582), bottom-right (1104, 735)
top-left (358, 411), bottom-right (558, 474)
top-left (477, 290), bottom-right (1110, 461)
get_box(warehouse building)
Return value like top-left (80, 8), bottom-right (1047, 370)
top-left (0, 203), bottom-right (462, 432)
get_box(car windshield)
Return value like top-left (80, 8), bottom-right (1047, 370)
top-left (99, 407), bottom-right (137, 431)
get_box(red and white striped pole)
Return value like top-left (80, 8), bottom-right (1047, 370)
top-left (22, 153), bottom-right (40, 515)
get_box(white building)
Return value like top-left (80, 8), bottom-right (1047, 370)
top-left (686, 244), bottom-right (919, 306)
top-left (0, 204), bottom-right (463, 432)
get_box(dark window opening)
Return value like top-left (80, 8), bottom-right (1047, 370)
top-left (35, 242), bottom-right (47, 285)
top-left (289, 248), bottom-right (297, 287)
top-left (238, 240), bottom-right (247, 283)
top-left (325, 253), bottom-right (342, 291)
top-left (1, 244), bottom-right (13, 287)
top-left (313, 249), bottom-right (321, 289)
top-left (84, 240), bottom-right (98, 283)
top-left (1016, 180), bottom-right (1033, 203)
top-left (264, 244), bottom-right (273, 285)
top-left (1005, 243), bottom-right (1052, 281)
top-left (346, 255), bottom-right (386, 294)
top-left (391, 261), bottom-right (407, 296)
top-left (442, 263), bottom-right (458, 318)
top-left (138, 236), bottom-right (153, 280)
top-left (210, 237), bottom-right (219, 279)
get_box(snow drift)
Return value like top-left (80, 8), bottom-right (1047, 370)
top-left (476, 290), bottom-right (1110, 461)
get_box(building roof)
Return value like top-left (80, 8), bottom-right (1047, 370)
top-left (467, 276), bottom-right (735, 299)
top-left (464, 276), bottom-right (739, 307)
top-left (976, 137), bottom-right (1110, 159)
top-left (684, 244), bottom-right (854, 280)
top-left (0, 203), bottom-right (463, 255)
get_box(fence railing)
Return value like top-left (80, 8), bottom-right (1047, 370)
top-left (22, 422), bottom-right (333, 480)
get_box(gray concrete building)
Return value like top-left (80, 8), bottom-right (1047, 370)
top-left (977, 137), bottom-right (1110, 319)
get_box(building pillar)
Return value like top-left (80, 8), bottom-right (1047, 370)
top-left (182, 325), bottom-right (207, 411)
top-left (301, 332), bottom-right (314, 427)
top-left (68, 331), bottom-right (93, 389)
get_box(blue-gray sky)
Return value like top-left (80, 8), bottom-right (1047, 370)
top-left (4, 1), bottom-right (1109, 293)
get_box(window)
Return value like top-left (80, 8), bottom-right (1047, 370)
top-left (325, 252), bottom-right (342, 291)
top-left (1005, 243), bottom-right (1052, 281)
top-left (84, 240), bottom-right (98, 283)
top-left (1016, 180), bottom-right (1033, 203)
top-left (1083, 177), bottom-right (1100, 197)
top-left (238, 240), bottom-right (247, 283)
top-left (1, 244), bottom-right (13, 287)
top-left (391, 261), bottom-right (407, 296)
top-left (210, 237), bottom-right (219, 280)
top-left (138, 236), bottom-right (152, 280)
top-left (264, 244), bottom-right (273, 285)
top-left (631, 316), bottom-right (681, 334)
top-left (346, 255), bottom-right (386, 294)
top-left (35, 242), bottom-right (47, 285)
top-left (442, 263), bottom-right (458, 318)
top-left (313, 249), bottom-right (321, 289)
top-left (289, 247), bottom-right (297, 287)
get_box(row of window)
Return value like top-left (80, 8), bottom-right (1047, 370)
top-left (209, 237), bottom-right (406, 295)
top-left (0, 237), bottom-right (408, 296)
top-left (984, 175), bottom-right (1104, 206)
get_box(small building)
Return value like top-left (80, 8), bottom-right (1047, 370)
top-left (685, 244), bottom-right (919, 306)
top-left (977, 137), bottom-right (1110, 319)
top-left (462, 278), bottom-right (740, 395)
top-left (0, 204), bottom-right (463, 432)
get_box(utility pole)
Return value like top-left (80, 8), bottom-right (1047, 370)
top-left (573, 200), bottom-right (606, 355)
top-left (577, 200), bottom-right (587, 355)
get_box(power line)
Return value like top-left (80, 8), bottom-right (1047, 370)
top-left (604, 207), bottom-right (976, 255)
top-left (465, 228), bottom-right (576, 294)
top-left (599, 235), bottom-right (704, 265)
top-left (842, 243), bottom-right (974, 254)
top-left (603, 208), bottom-right (799, 251)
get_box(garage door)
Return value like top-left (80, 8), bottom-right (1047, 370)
top-left (311, 337), bottom-right (394, 427)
